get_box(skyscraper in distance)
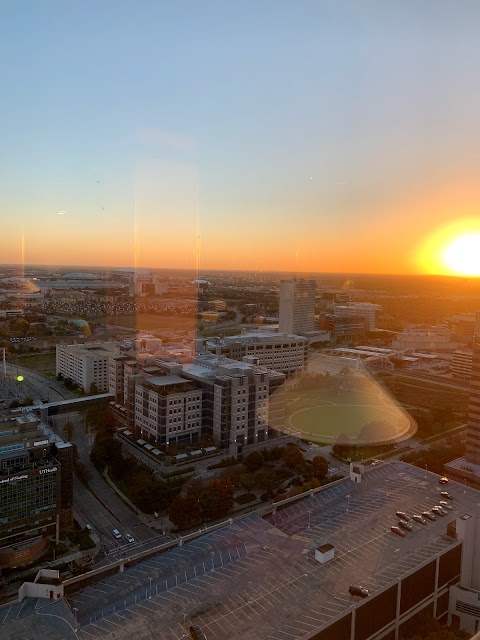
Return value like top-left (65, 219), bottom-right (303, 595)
top-left (279, 278), bottom-right (316, 335)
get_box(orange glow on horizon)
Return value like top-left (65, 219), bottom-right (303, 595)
top-left (417, 218), bottom-right (480, 277)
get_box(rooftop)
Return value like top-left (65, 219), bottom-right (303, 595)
top-left (3, 461), bottom-right (476, 640)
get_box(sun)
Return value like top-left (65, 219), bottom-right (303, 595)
top-left (442, 232), bottom-right (480, 276)
top-left (418, 219), bottom-right (480, 277)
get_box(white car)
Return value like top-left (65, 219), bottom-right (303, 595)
top-left (112, 528), bottom-right (122, 539)
top-left (125, 533), bottom-right (135, 543)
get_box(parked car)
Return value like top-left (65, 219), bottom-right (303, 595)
top-left (422, 511), bottom-right (436, 521)
top-left (398, 520), bottom-right (413, 532)
top-left (440, 492), bottom-right (453, 500)
top-left (439, 477), bottom-right (449, 485)
top-left (349, 585), bottom-right (369, 598)
top-left (391, 526), bottom-right (406, 537)
top-left (125, 533), bottom-right (135, 543)
top-left (85, 524), bottom-right (92, 533)
top-left (439, 500), bottom-right (453, 510)
top-left (396, 511), bottom-right (410, 521)
top-left (412, 515), bottom-right (427, 525)
top-left (112, 528), bottom-right (122, 539)
top-left (431, 506), bottom-right (446, 517)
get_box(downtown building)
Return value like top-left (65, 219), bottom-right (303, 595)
top-left (333, 302), bottom-right (382, 332)
top-left (181, 354), bottom-right (285, 454)
top-left (56, 341), bottom-right (121, 392)
top-left (279, 278), bottom-right (316, 335)
top-left (204, 331), bottom-right (309, 376)
top-left (108, 351), bottom-right (285, 453)
top-left (0, 414), bottom-right (73, 569)
top-left (445, 311), bottom-right (480, 486)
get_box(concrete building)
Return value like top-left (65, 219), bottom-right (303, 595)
top-left (182, 354), bottom-right (286, 453)
top-left (279, 278), bottom-right (316, 335)
top-left (466, 313), bottom-right (480, 466)
top-left (445, 312), bottom-right (480, 487)
top-left (134, 375), bottom-right (202, 447)
top-left (334, 302), bottom-right (382, 332)
top-left (0, 414), bottom-right (73, 569)
top-left (205, 331), bottom-right (309, 376)
top-left (392, 324), bottom-right (455, 353)
top-left (108, 351), bottom-right (285, 452)
top-left (443, 313), bottom-right (476, 343)
top-left (452, 348), bottom-right (473, 380)
top-left (319, 313), bottom-right (366, 340)
top-left (56, 342), bottom-right (120, 392)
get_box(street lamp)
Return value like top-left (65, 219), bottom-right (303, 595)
top-left (211, 551), bottom-right (214, 573)
top-left (307, 511), bottom-right (311, 529)
top-left (149, 577), bottom-right (152, 599)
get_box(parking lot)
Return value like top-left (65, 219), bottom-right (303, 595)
top-left (2, 461), bottom-right (478, 640)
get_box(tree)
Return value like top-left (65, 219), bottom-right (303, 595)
top-left (89, 382), bottom-right (99, 395)
top-left (282, 445), bottom-right (305, 469)
top-left (169, 495), bottom-right (191, 530)
top-left (312, 455), bottom-right (329, 479)
top-left (239, 473), bottom-right (256, 493)
top-left (244, 451), bottom-right (264, 473)
top-left (199, 479), bottom-right (235, 520)
top-left (253, 468), bottom-right (277, 496)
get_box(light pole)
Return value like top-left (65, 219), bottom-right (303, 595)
top-left (307, 511), bottom-right (311, 529)
top-left (149, 577), bottom-right (152, 599)
top-left (211, 551), bottom-right (214, 573)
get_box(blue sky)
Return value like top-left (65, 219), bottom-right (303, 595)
top-left (1, 1), bottom-right (480, 272)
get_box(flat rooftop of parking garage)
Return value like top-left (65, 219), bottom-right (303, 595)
top-left (2, 461), bottom-right (479, 640)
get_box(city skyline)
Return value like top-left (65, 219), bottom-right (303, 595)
top-left (2, 2), bottom-right (480, 275)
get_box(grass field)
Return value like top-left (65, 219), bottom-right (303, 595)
top-left (11, 352), bottom-right (56, 372)
top-left (286, 384), bottom-right (413, 445)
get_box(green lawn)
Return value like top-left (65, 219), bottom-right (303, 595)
top-left (286, 384), bottom-right (413, 444)
top-left (11, 352), bottom-right (56, 372)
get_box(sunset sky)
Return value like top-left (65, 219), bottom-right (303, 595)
top-left (1, 1), bottom-right (480, 274)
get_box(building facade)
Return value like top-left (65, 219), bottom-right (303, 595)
top-left (466, 312), bottom-right (480, 466)
top-left (279, 278), bottom-right (316, 335)
top-left (0, 415), bottom-right (73, 569)
top-left (333, 302), bottom-right (382, 332)
top-left (206, 331), bottom-right (308, 376)
top-left (134, 375), bottom-right (202, 446)
top-left (56, 342), bottom-right (120, 392)
top-left (452, 348), bottom-right (473, 380)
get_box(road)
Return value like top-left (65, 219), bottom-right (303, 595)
top-left (3, 362), bottom-right (170, 561)
top-left (3, 362), bottom-right (75, 401)
top-left (379, 370), bottom-right (470, 392)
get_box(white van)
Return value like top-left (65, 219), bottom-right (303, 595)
top-left (85, 524), bottom-right (92, 533)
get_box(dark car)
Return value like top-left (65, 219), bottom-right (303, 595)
top-left (391, 525), bottom-right (406, 537)
top-left (440, 491), bottom-right (453, 500)
top-left (349, 585), bottom-right (369, 598)
top-left (398, 520), bottom-right (413, 532)
top-left (431, 506), bottom-right (446, 517)
top-left (396, 511), bottom-right (410, 521)
top-left (423, 511), bottom-right (436, 521)
top-left (439, 477), bottom-right (449, 485)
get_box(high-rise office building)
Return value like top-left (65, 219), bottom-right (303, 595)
top-left (0, 415), bottom-right (73, 568)
top-left (466, 312), bottom-right (480, 465)
top-left (279, 278), bottom-right (316, 335)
